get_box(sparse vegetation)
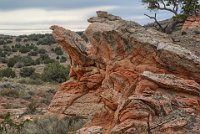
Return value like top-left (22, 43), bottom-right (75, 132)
top-left (20, 67), bottom-right (35, 77)
top-left (0, 114), bottom-right (85, 134)
top-left (42, 62), bottom-right (70, 83)
top-left (0, 68), bottom-right (16, 78)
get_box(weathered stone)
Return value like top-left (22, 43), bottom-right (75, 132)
top-left (49, 11), bottom-right (200, 134)
top-left (182, 11), bottom-right (200, 30)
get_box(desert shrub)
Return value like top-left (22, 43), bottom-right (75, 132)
top-left (0, 57), bottom-right (7, 63)
top-left (0, 88), bottom-right (20, 98)
top-left (0, 39), bottom-right (5, 45)
top-left (0, 68), bottom-right (16, 78)
top-left (38, 48), bottom-right (46, 54)
top-left (37, 34), bottom-right (56, 45)
top-left (16, 37), bottom-right (22, 42)
top-left (20, 67), bottom-right (35, 77)
top-left (18, 78), bottom-right (43, 85)
top-left (0, 112), bottom-right (28, 134)
top-left (11, 47), bottom-right (18, 52)
top-left (20, 116), bottom-right (85, 134)
top-left (60, 56), bottom-right (67, 63)
top-left (30, 73), bottom-right (41, 80)
top-left (6, 40), bottom-right (12, 44)
top-left (20, 56), bottom-right (35, 66)
top-left (3, 45), bottom-right (11, 52)
top-left (26, 99), bottom-right (39, 114)
top-left (19, 46), bottom-right (31, 53)
top-left (54, 47), bottom-right (63, 55)
top-left (28, 51), bottom-right (37, 56)
top-left (7, 56), bottom-right (21, 67)
top-left (0, 51), bottom-right (6, 57)
top-left (27, 34), bottom-right (45, 41)
top-left (41, 62), bottom-right (69, 83)
top-left (7, 56), bottom-right (35, 67)
top-left (15, 43), bottom-right (21, 48)
top-left (35, 54), bottom-right (55, 65)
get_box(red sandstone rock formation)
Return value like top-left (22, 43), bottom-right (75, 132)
top-left (182, 11), bottom-right (200, 30)
top-left (49, 11), bottom-right (200, 134)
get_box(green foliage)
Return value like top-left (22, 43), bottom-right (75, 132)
top-left (41, 62), bottom-right (69, 83)
top-left (38, 48), bottom-right (47, 54)
top-left (7, 56), bottom-right (20, 67)
top-left (54, 47), bottom-right (63, 55)
top-left (20, 56), bottom-right (35, 66)
top-left (142, 0), bottom-right (200, 18)
top-left (3, 45), bottom-right (11, 52)
top-left (18, 78), bottom-right (43, 85)
top-left (0, 39), bottom-right (5, 45)
top-left (28, 50), bottom-right (38, 56)
top-left (19, 46), bottom-right (31, 53)
top-left (35, 54), bottom-right (55, 65)
top-left (26, 99), bottom-right (39, 114)
top-left (142, 0), bottom-right (200, 33)
top-left (16, 37), bottom-right (22, 42)
top-left (60, 56), bottom-right (67, 63)
top-left (20, 67), bottom-right (35, 77)
top-left (7, 56), bottom-right (35, 67)
top-left (0, 88), bottom-right (20, 98)
top-left (37, 34), bottom-right (56, 45)
top-left (19, 116), bottom-right (85, 134)
top-left (0, 68), bottom-right (16, 78)
top-left (0, 112), bottom-right (28, 133)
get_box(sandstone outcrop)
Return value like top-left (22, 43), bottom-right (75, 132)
top-left (49, 11), bottom-right (200, 134)
top-left (182, 11), bottom-right (200, 30)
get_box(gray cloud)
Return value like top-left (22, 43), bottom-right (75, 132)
top-left (0, 0), bottom-right (136, 10)
top-left (0, 0), bottom-right (175, 35)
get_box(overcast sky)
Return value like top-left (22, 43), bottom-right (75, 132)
top-left (0, 0), bottom-right (173, 35)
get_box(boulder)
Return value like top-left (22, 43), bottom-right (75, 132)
top-left (49, 11), bottom-right (200, 133)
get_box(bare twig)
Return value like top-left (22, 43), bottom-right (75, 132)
top-left (144, 13), bottom-right (165, 32)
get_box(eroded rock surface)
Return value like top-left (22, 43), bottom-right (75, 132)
top-left (182, 11), bottom-right (200, 30)
top-left (48, 11), bottom-right (200, 134)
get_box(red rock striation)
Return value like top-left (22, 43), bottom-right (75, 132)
top-left (49, 11), bottom-right (200, 134)
top-left (182, 11), bottom-right (200, 30)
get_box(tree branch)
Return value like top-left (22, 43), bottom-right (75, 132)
top-left (144, 13), bottom-right (165, 32)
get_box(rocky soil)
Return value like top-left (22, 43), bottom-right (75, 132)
top-left (48, 11), bottom-right (200, 133)
top-left (0, 78), bottom-right (59, 122)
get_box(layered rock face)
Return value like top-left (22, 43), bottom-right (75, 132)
top-left (182, 11), bottom-right (200, 30)
top-left (49, 11), bottom-right (200, 134)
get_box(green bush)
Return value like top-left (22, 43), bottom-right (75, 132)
top-left (20, 56), bottom-right (35, 66)
top-left (20, 67), bottom-right (35, 77)
top-left (38, 48), bottom-right (46, 54)
top-left (19, 46), bottom-right (31, 53)
top-left (37, 34), bottom-right (56, 45)
top-left (16, 37), bottom-right (22, 42)
top-left (0, 88), bottom-right (20, 98)
top-left (3, 45), bottom-right (11, 52)
top-left (35, 54), bottom-right (55, 65)
top-left (41, 62), bottom-right (69, 83)
top-left (60, 56), bottom-right (67, 63)
top-left (0, 51), bottom-right (6, 57)
top-left (7, 56), bottom-right (21, 67)
top-left (0, 68), bottom-right (16, 78)
top-left (0, 39), bottom-right (5, 45)
top-left (20, 116), bottom-right (85, 134)
top-left (0, 112), bottom-right (28, 133)
top-left (54, 47), bottom-right (63, 55)
top-left (7, 56), bottom-right (35, 67)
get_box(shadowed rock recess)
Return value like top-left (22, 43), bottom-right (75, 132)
top-left (49, 11), bottom-right (200, 134)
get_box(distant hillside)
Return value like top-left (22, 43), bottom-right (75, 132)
top-left (0, 34), bottom-right (70, 76)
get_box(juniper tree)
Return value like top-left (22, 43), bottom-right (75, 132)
top-left (142, 0), bottom-right (200, 33)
